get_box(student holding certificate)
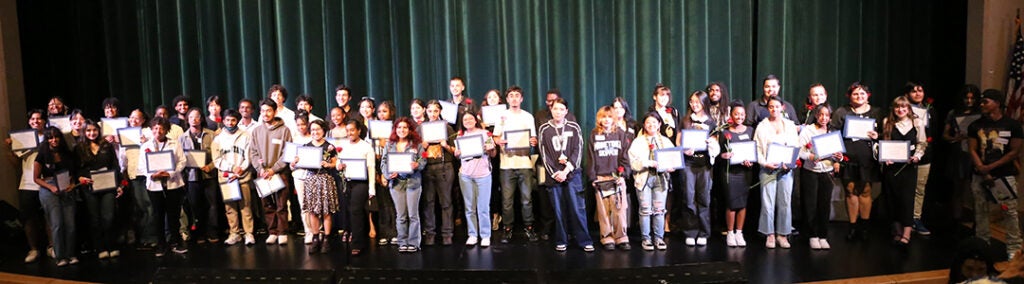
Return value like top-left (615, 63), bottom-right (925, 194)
top-left (8, 110), bottom-right (47, 263)
top-left (118, 109), bottom-right (158, 247)
top-left (968, 89), bottom-right (1024, 260)
top-left (480, 91), bottom-right (505, 229)
top-left (677, 90), bottom-right (720, 247)
top-left (381, 117), bottom-right (427, 252)
top-left (335, 120), bottom-right (376, 256)
top-left (797, 105), bottom-right (842, 250)
top-left (178, 109), bottom-right (220, 244)
top-left (538, 98), bottom-right (591, 252)
top-left (292, 119), bottom-right (340, 254)
top-left (646, 84), bottom-right (680, 233)
top-left (454, 111), bottom-right (498, 247)
top-left (74, 120), bottom-right (124, 259)
top-left (420, 100), bottom-right (458, 246)
top-left (34, 127), bottom-right (80, 266)
top-left (211, 110), bottom-right (256, 246)
top-left (716, 103), bottom-right (755, 247)
top-left (628, 112), bottom-right (675, 251)
top-left (372, 100), bottom-right (398, 246)
top-left (249, 99), bottom-right (293, 245)
top-left (753, 96), bottom-right (800, 249)
top-left (290, 111), bottom-right (316, 244)
top-left (586, 106), bottom-right (631, 251)
top-left (491, 86), bottom-right (540, 244)
top-left (879, 96), bottom-right (927, 246)
top-left (829, 82), bottom-right (882, 241)
top-left (139, 117), bottom-right (189, 256)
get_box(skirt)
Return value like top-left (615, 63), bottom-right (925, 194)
top-left (304, 172), bottom-right (340, 215)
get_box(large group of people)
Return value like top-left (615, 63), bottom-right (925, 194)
top-left (10, 75), bottom-right (1019, 268)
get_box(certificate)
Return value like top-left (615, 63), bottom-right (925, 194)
top-left (481, 104), bottom-right (507, 126)
top-left (844, 115), bottom-right (876, 140)
top-left (184, 150), bottom-right (207, 168)
top-left (456, 134), bottom-right (485, 159)
top-left (369, 120), bottom-right (393, 139)
top-left (118, 127), bottom-right (142, 147)
top-left (765, 143), bottom-right (799, 168)
top-left (145, 150), bottom-right (176, 173)
top-left (90, 170), bottom-right (117, 192)
top-left (220, 180), bottom-right (242, 202)
top-left (653, 147), bottom-right (685, 172)
top-left (811, 131), bottom-right (846, 158)
top-left (56, 170), bottom-right (70, 191)
top-left (728, 141), bottom-right (757, 165)
top-left (419, 120), bottom-right (449, 143)
top-left (294, 146), bottom-right (324, 169)
top-left (49, 115), bottom-right (71, 133)
top-left (439, 100), bottom-right (458, 124)
top-left (503, 129), bottom-right (531, 150)
top-left (340, 159), bottom-right (368, 180)
top-left (254, 174), bottom-right (286, 198)
top-left (282, 142), bottom-right (299, 163)
top-left (680, 129), bottom-right (709, 151)
top-left (101, 117), bottom-right (129, 137)
top-left (10, 129), bottom-right (38, 152)
top-left (387, 152), bottom-right (414, 174)
top-left (911, 106), bottom-right (929, 127)
top-left (878, 140), bottom-right (910, 163)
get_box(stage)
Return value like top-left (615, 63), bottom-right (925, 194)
top-left (0, 221), bottom-right (966, 283)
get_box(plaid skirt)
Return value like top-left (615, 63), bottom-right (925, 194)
top-left (304, 172), bottom-right (339, 215)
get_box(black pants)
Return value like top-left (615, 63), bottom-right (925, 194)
top-left (883, 164), bottom-right (917, 227)
top-left (186, 179), bottom-right (221, 239)
top-left (348, 181), bottom-right (370, 250)
top-left (149, 188), bottom-right (185, 247)
top-left (800, 169), bottom-right (834, 238)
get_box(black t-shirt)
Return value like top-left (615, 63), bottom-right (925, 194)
top-left (968, 115), bottom-right (1024, 177)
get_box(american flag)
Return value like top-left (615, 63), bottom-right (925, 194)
top-left (1007, 15), bottom-right (1024, 121)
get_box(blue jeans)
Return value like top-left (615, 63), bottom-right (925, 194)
top-left (500, 168), bottom-right (535, 227)
top-left (83, 188), bottom-right (116, 251)
top-left (548, 173), bottom-right (592, 247)
top-left (391, 179), bottom-right (422, 247)
top-left (131, 177), bottom-right (157, 243)
top-left (637, 173), bottom-right (669, 240)
top-left (39, 188), bottom-right (76, 260)
top-left (460, 174), bottom-right (492, 239)
top-left (682, 165), bottom-right (712, 238)
top-left (759, 169), bottom-right (794, 235)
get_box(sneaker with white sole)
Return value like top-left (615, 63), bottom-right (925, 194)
top-left (555, 244), bottom-right (567, 252)
top-left (809, 237), bottom-right (821, 250)
top-left (818, 238), bottom-right (831, 250)
top-left (777, 236), bottom-right (791, 249)
top-left (726, 232), bottom-right (737, 247)
top-left (641, 239), bottom-right (655, 251)
top-left (766, 236), bottom-right (776, 249)
top-left (244, 234), bottom-right (256, 246)
top-left (109, 250), bottom-right (120, 258)
top-left (480, 238), bottom-right (491, 247)
top-left (655, 238), bottom-right (668, 250)
top-left (696, 237), bottom-right (707, 246)
top-left (735, 231), bottom-right (747, 247)
top-left (466, 236), bottom-right (478, 246)
top-left (265, 235), bottom-right (278, 245)
top-left (583, 245), bottom-right (595, 252)
top-left (685, 237), bottom-right (696, 246)
top-left (225, 234), bottom-right (242, 245)
top-left (277, 235), bottom-right (288, 245)
top-left (68, 257), bottom-right (79, 265)
top-left (98, 251), bottom-right (110, 259)
top-left (24, 250), bottom-right (39, 263)
top-left (56, 259), bottom-right (68, 267)
top-left (304, 234), bottom-right (314, 244)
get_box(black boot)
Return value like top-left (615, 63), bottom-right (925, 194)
top-left (309, 234), bottom-right (321, 254)
top-left (320, 234), bottom-right (332, 253)
top-left (858, 218), bottom-right (870, 241)
top-left (846, 223), bottom-right (858, 241)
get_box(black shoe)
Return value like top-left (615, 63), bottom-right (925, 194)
top-left (846, 226), bottom-right (858, 241)
top-left (423, 237), bottom-right (436, 246)
top-left (309, 234), bottom-right (321, 254)
top-left (320, 235), bottom-right (332, 253)
top-left (172, 243), bottom-right (188, 254)
top-left (501, 229), bottom-right (513, 244)
top-left (541, 234), bottom-right (550, 241)
top-left (525, 226), bottom-right (539, 242)
top-left (154, 246), bottom-right (167, 257)
top-left (603, 243), bottom-right (616, 251)
top-left (618, 243), bottom-right (632, 250)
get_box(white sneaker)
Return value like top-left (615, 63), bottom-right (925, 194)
top-left (480, 238), bottom-right (491, 247)
top-left (685, 237), bottom-right (696, 246)
top-left (265, 235), bottom-right (278, 245)
top-left (277, 235), bottom-right (288, 245)
top-left (735, 231), bottom-right (747, 247)
top-left (244, 234), bottom-right (256, 246)
top-left (304, 234), bottom-right (314, 244)
top-left (98, 251), bottom-right (110, 259)
top-left (696, 237), bottom-right (707, 246)
top-left (225, 234), bottom-right (242, 245)
top-left (818, 239), bottom-right (830, 250)
top-left (809, 237), bottom-right (821, 250)
top-left (466, 236), bottom-right (478, 246)
top-left (725, 232), bottom-right (737, 247)
top-left (109, 250), bottom-right (120, 258)
top-left (24, 250), bottom-right (39, 263)
top-left (777, 236), bottom-right (791, 249)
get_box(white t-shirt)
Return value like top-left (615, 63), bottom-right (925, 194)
top-left (493, 108), bottom-right (536, 169)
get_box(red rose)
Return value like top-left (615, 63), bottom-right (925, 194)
top-left (145, 148), bottom-right (152, 153)
top-left (222, 172), bottom-right (229, 178)
top-left (649, 143), bottom-right (655, 150)
top-left (336, 146), bottom-right (343, 153)
top-left (666, 107), bottom-right (674, 113)
top-left (215, 117), bottom-right (223, 123)
top-left (191, 224), bottom-right (197, 231)
top-left (421, 151), bottom-right (429, 158)
top-left (805, 142), bottom-right (813, 149)
top-left (724, 133), bottom-right (733, 140)
top-left (617, 166), bottom-right (625, 173)
top-left (465, 98), bottom-right (473, 105)
top-left (458, 130), bottom-right (464, 136)
top-left (727, 119), bottom-right (735, 125)
top-left (806, 104), bottom-right (815, 111)
top-left (926, 97), bottom-right (934, 105)
top-left (1002, 204), bottom-right (1010, 211)
top-left (120, 180), bottom-right (129, 187)
top-left (795, 159), bottom-right (803, 167)
top-left (926, 136), bottom-right (933, 143)
top-left (843, 156), bottom-right (850, 162)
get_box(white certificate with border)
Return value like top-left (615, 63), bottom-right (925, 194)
top-left (387, 152), bottom-right (414, 174)
top-left (456, 134), bottom-right (485, 159)
top-left (101, 117), bottom-right (129, 137)
top-left (911, 106), bottom-right (929, 128)
top-left (49, 116), bottom-right (71, 133)
top-left (680, 129), bottom-right (709, 151)
top-left (295, 146), bottom-right (324, 169)
top-left (844, 115), bottom-right (875, 140)
top-left (10, 129), bottom-right (38, 152)
top-left (369, 120), bottom-right (393, 139)
top-left (282, 142), bottom-right (299, 163)
top-left (117, 127), bottom-right (142, 147)
top-left (185, 150), bottom-right (207, 168)
top-left (220, 180), bottom-right (242, 202)
top-left (481, 104), bottom-right (507, 126)
top-left (878, 140), bottom-right (910, 163)
top-left (90, 170), bottom-right (117, 192)
top-left (504, 129), bottom-right (531, 150)
top-left (728, 141), bottom-right (757, 165)
top-left (811, 131), bottom-right (846, 158)
top-left (766, 143), bottom-right (799, 168)
top-left (341, 159), bottom-right (368, 180)
top-left (654, 147), bottom-right (685, 172)
top-left (439, 100), bottom-right (458, 124)
top-left (56, 170), bottom-right (70, 191)
top-left (254, 174), bottom-right (286, 198)
top-left (145, 150), bottom-right (176, 173)
top-left (420, 120), bottom-right (449, 143)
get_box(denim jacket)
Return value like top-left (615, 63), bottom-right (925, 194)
top-left (381, 141), bottom-right (427, 190)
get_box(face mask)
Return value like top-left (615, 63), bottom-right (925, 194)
top-left (224, 125), bottom-right (239, 133)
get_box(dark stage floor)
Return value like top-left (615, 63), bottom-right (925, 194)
top-left (0, 221), bottom-right (966, 283)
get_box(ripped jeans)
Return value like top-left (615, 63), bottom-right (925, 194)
top-left (637, 174), bottom-right (669, 241)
